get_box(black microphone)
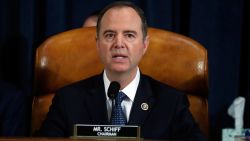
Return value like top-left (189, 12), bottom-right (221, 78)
top-left (108, 81), bottom-right (120, 100)
top-left (108, 81), bottom-right (120, 124)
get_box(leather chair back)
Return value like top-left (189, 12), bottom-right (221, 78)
top-left (32, 27), bottom-right (209, 136)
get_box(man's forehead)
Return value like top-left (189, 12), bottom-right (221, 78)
top-left (102, 6), bottom-right (139, 21)
top-left (97, 5), bottom-right (145, 38)
top-left (100, 7), bottom-right (141, 28)
top-left (106, 6), bottom-right (135, 13)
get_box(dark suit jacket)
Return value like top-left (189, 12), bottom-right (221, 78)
top-left (37, 74), bottom-right (207, 141)
top-left (0, 80), bottom-right (28, 136)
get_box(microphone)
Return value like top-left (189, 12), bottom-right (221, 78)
top-left (108, 81), bottom-right (120, 124)
top-left (108, 81), bottom-right (120, 100)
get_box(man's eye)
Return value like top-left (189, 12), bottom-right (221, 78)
top-left (105, 33), bottom-right (115, 39)
top-left (127, 34), bottom-right (135, 38)
top-left (125, 33), bottom-right (136, 41)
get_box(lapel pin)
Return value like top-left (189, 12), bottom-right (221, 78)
top-left (141, 103), bottom-right (149, 111)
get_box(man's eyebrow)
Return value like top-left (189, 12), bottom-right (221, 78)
top-left (124, 30), bottom-right (137, 34)
top-left (103, 30), bottom-right (115, 34)
top-left (102, 30), bottom-right (137, 35)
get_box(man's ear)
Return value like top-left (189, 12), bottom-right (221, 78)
top-left (96, 36), bottom-right (100, 51)
top-left (143, 35), bottom-right (149, 55)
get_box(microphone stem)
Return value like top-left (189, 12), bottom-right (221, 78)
top-left (111, 99), bottom-right (115, 123)
top-left (112, 99), bottom-right (115, 109)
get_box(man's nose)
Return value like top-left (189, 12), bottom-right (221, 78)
top-left (114, 34), bottom-right (124, 48)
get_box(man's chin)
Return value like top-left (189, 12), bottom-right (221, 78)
top-left (109, 67), bottom-right (129, 74)
top-left (112, 69), bottom-right (128, 73)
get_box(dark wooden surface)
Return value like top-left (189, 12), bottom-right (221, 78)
top-left (0, 137), bottom-right (163, 141)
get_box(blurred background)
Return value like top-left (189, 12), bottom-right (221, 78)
top-left (0, 0), bottom-right (249, 140)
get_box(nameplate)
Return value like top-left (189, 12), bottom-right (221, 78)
top-left (222, 128), bottom-right (250, 141)
top-left (72, 124), bottom-right (140, 139)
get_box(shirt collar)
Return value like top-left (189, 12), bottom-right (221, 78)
top-left (103, 68), bottom-right (140, 102)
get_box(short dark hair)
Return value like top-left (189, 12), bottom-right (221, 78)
top-left (96, 1), bottom-right (148, 40)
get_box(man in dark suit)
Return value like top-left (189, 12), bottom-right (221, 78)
top-left (0, 80), bottom-right (28, 136)
top-left (37, 1), bottom-right (207, 141)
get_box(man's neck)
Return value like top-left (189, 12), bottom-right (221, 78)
top-left (105, 68), bottom-right (138, 89)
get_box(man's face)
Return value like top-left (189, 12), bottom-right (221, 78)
top-left (96, 7), bottom-right (149, 75)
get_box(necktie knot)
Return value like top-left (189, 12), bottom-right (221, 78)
top-left (111, 92), bottom-right (127, 125)
top-left (115, 92), bottom-right (127, 105)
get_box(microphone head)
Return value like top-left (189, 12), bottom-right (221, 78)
top-left (108, 81), bottom-right (120, 100)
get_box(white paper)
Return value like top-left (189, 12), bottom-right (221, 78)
top-left (228, 96), bottom-right (245, 129)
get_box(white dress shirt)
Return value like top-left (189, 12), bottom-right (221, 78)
top-left (103, 68), bottom-right (140, 122)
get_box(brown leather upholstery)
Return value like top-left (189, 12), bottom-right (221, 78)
top-left (32, 27), bottom-right (209, 136)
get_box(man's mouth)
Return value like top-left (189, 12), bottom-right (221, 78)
top-left (112, 54), bottom-right (128, 58)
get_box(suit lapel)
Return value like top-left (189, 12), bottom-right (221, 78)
top-left (128, 75), bottom-right (155, 126)
top-left (85, 74), bottom-right (110, 124)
